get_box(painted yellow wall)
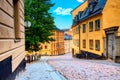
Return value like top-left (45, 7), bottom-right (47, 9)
top-left (71, 0), bottom-right (88, 56)
top-left (72, 25), bottom-right (80, 55)
top-left (80, 14), bottom-right (104, 56)
top-left (102, 0), bottom-right (120, 36)
top-left (40, 30), bottom-right (64, 56)
top-left (71, 0), bottom-right (120, 58)
top-left (40, 43), bottom-right (51, 55)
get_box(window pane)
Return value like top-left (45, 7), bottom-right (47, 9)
top-left (89, 22), bottom-right (93, 32)
top-left (95, 40), bottom-right (100, 51)
top-left (95, 19), bottom-right (100, 30)
top-left (89, 5), bottom-right (93, 12)
top-left (83, 40), bottom-right (86, 48)
top-left (45, 45), bottom-right (47, 49)
top-left (89, 40), bottom-right (93, 50)
top-left (82, 24), bottom-right (86, 33)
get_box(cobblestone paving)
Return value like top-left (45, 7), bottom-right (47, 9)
top-left (47, 53), bottom-right (120, 80)
top-left (15, 58), bottom-right (66, 80)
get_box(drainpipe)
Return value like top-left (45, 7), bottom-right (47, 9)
top-left (79, 25), bottom-right (81, 54)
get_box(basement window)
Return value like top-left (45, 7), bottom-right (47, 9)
top-left (13, 0), bottom-right (21, 42)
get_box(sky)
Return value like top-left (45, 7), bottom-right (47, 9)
top-left (49, 0), bottom-right (85, 29)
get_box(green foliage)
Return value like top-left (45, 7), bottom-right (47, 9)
top-left (24, 0), bottom-right (55, 51)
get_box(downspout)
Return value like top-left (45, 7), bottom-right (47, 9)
top-left (79, 25), bottom-right (81, 54)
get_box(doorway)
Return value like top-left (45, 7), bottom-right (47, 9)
top-left (107, 34), bottom-right (115, 59)
top-left (104, 26), bottom-right (119, 60)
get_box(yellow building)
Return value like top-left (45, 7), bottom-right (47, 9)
top-left (71, 0), bottom-right (120, 62)
top-left (40, 28), bottom-right (65, 56)
top-left (0, 0), bottom-right (25, 79)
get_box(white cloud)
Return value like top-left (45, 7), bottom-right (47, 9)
top-left (77, 0), bottom-right (84, 2)
top-left (53, 7), bottom-right (73, 15)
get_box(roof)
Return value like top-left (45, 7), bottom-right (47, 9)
top-left (71, 0), bottom-right (86, 13)
top-left (62, 29), bottom-right (69, 32)
top-left (64, 34), bottom-right (72, 40)
top-left (54, 27), bottom-right (64, 32)
top-left (72, 0), bottom-right (106, 27)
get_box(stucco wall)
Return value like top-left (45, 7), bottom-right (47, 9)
top-left (80, 14), bottom-right (104, 56)
top-left (40, 31), bottom-right (65, 56)
top-left (102, 0), bottom-right (120, 36)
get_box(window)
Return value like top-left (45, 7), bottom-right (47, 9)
top-left (45, 45), bottom-right (47, 49)
top-left (95, 40), bottom-right (100, 51)
top-left (73, 39), bottom-right (79, 47)
top-left (89, 5), bottom-right (93, 12)
top-left (40, 46), bottom-right (43, 49)
top-left (82, 24), bottom-right (86, 33)
top-left (89, 40), bottom-right (93, 50)
top-left (89, 21), bottom-right (93, 32)
top-left (75, 15), bottom-right (79, 22)
top-left (83, 40), bottom-right (86, 48)
top-left (78, 11), bottom-right (82, 19)
top-left (13, 0), bottom-right (20, 39)
top-left (95, 19), bottom-right (100, 30)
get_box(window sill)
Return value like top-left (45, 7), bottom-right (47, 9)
top-left (95, 49), bottom-right (100, 51)
top-left (95, 29), bottom-right (100, 31)
top-left (14, 39), bottom-right (21, 43)
top-left (90, 48), bottom-right (93, 50)
top-left (89, 30), bottom-right (93, 32)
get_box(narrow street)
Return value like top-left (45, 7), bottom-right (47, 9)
top-left (48, 53), bottom-right (120, 80)
top-left (15, 58), bottom-right (66, 80)
top-left (15, 53), bottom-right (120, 80)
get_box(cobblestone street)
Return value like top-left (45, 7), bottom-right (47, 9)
top-left (15, 58), bottom-right (66, 80)
top-left (47, 53), bottom-right (120, 80)
top-left (15, 53), bottom-right (120, 80)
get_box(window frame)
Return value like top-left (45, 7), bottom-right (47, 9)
top-left (13, 0), bottom-right (21, 42)
top-left (95, 19), bottom-right (100, 31)
top-left (82, 24), bottom-right (86, 33)
top-left (89, 4), bottom-right (93, 12)
top-left (95, 40), bottom-right (100, 51)
top-left (45, 45), bottom-right (48, 49)
top-left (89, 40), bottom-right (93, 50)
top-left (89, 21), bottom-right (93, 32)
top-left (83, 39), bottom-right (86, 48)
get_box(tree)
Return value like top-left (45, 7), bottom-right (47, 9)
top-left (24, 0), bottom-right (55, 51)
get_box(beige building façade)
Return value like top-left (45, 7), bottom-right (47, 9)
top-left (0, 0), bottom-right (25, 79)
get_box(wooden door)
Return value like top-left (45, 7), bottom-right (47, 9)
top-left (108, 34), bottom-right (115, 59)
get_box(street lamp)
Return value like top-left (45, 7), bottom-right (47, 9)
top-left (24, 21), bottom-right (31, 31)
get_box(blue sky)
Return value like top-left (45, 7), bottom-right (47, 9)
top-left (49, 0), bottom-right (85, 29)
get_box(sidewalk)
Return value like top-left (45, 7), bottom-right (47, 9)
top-left (15, 57), bottom-right (66, 80)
